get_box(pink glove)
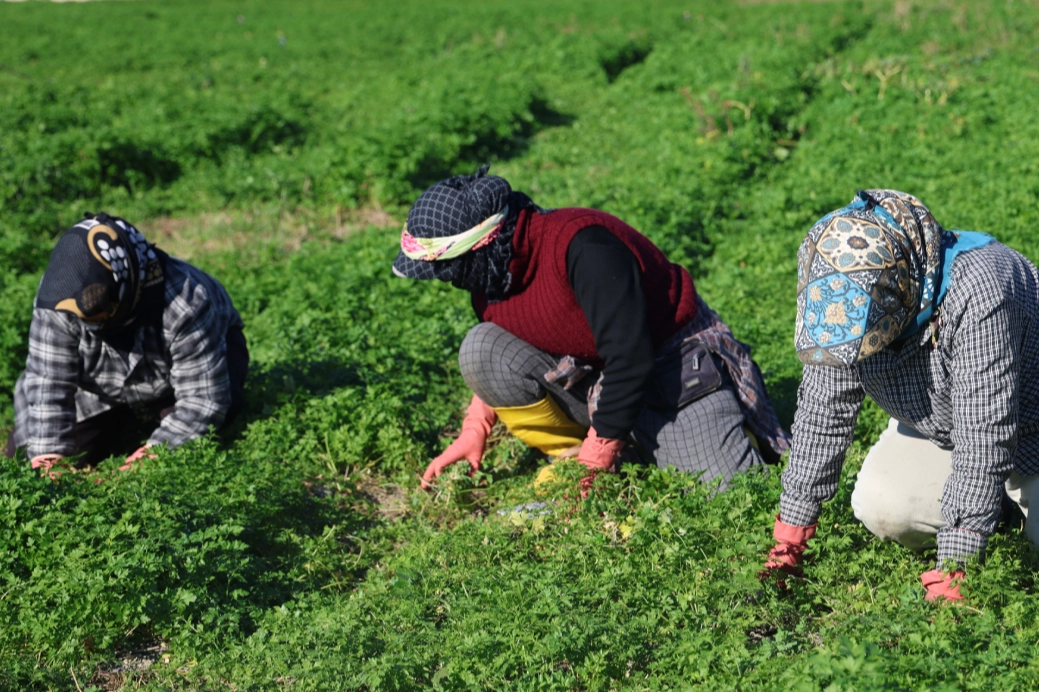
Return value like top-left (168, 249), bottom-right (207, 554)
top-left (30, 454), bottom-right (70, 480)
top-left (763, 515), bottom-right (818, 576)
top-left (421, 394), bottom-right (497, 490)
top-left (576, 427), bottom-right (625, 495)
top-left (921, 569), bottom-right (965, 602)
top-left (118, 445), bottom-right (157, 471)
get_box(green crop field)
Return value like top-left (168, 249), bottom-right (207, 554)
top-left (3, 0), bottom-right (1039, 689)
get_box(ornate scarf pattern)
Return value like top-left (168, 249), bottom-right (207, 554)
top-left (795, 189), bottom-right (951, 366)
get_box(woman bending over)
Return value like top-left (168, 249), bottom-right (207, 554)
top-left (764, 189), bottom-right (1039, 601)
top-left (393, 166), bottom-right (789, 490)
top-left (4, 213), bottom-right (248, 472)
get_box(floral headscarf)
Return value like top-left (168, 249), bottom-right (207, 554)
top-left (794, 189), bottom-right (951, 366)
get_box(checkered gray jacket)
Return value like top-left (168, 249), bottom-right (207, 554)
top-left (13, 257), bottom-right (244, 458)
top-left (780, 241), bottom-right (1039, 565)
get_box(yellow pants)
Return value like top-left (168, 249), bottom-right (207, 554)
top-left (495, 395), bottom-right (761, 489)
top-left (493, 396), bottom-right (586, 456)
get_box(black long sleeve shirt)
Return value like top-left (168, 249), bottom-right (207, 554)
top-left (566, 226), bottom-right (655, 440)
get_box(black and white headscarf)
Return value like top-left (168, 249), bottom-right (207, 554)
top-left (393, 165), bottom-right (535, 301)
top-left (36, 212), bottom-right (166, 329)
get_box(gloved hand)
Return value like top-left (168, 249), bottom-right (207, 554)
top-left (921, 569), bottom-right (965, 602)
top-left (118, 445), bottom-right (157, 471)
top-left (421, 394), bottom-right (497, 490)
top-left (30, 454), bottom-right (69, 480)
top-left (763, 514), bottom-right (818, 576)
top-left (576, 427), bottom-right (625, 495)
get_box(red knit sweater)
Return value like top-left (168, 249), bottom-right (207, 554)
top-left (471, 207), bottom-right (698, 367)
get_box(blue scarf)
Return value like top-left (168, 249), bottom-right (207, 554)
top-left (903, 229), bottom-right (994, 338)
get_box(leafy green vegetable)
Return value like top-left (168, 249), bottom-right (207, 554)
top-left (3, 0), bottom-right (1039, 689)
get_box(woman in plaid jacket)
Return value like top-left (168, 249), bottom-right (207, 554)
top-left (4, 213), bottom-right (248, 472)
top-left (764, 189), bottom-right (1039, 601)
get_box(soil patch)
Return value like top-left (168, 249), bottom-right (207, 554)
top-left (91, 640), bottom-right (169, 691)
top-left (146, 206), bottom-right (400, 260)
top-left (354, 474), bottom-right (409, 520)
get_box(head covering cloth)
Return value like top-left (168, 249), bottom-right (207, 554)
top-left (392, 164), bottom-right (535, 300)
top-left (399, 206), bottom-right (508, 262)
top-left (795, 189), bottom-right (991, 366)
top-left (36, 212), bottom-right (165, 330)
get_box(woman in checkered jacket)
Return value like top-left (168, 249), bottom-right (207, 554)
top-left (764, 189), bottom-right (1039, 601)
top-left (392, 166), bottom-right (790, 492)
top-left (3, 213), bottom-right (248, 473)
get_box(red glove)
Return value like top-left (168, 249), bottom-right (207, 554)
top-left (576, 427), bottom-right (625, 495)
top-left (421, 394), bottom-right (497, 490)
top-left (921, 569), bottom-right (965, 602)
top-left (30, 454), bottom-right (70, 480)
top-left (763, 515), bottom-right (818, 575)
top-left (118, 445), bottom-right (157, 471)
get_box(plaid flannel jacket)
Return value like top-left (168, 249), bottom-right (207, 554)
top-left (14, 257), bottom-right (244, 457)
top-left (780, 241), bottom-right (1039, 565)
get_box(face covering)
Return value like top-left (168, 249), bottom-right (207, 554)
top-left (392, 164), bottom-right (535, 301)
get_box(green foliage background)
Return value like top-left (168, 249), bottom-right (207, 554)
top-left (2, 0), bottom-right (1039, 689)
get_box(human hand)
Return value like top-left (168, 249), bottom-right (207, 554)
top-left (575, 427), bottom-right (625, 496)
top-left (921, 569), bottom-right (965, 602)
top-left (762, 514), bottom-right (817, 577)
top-left (421, 394), bottom-right (496, 490)
top-left (118, 445), bottom-right (157, 471)
top-left (30, 454), bottom-right (69, 480)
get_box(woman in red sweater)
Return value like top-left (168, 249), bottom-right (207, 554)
top-left (394, 166), bottom-right (789, 489)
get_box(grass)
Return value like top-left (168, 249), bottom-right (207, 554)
top-left (3, 0), bottom-right (1039, 689)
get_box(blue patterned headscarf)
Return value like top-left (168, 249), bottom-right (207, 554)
top-left (795, 189), bottom-right (992, 366)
